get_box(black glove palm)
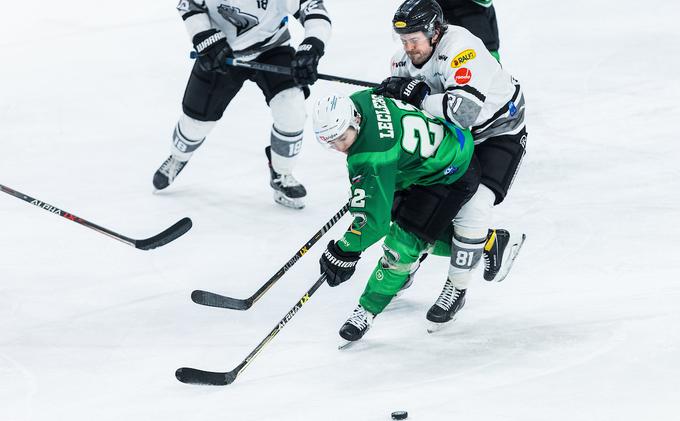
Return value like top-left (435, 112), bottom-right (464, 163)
top-left (193, 29), bottom-right (233, 73)
top-left (375, 77), bottom-right (431, 107)
top-left (291, 37), bottom-right (325, 86)
top-left (320, 240), bottom-right (361, 287)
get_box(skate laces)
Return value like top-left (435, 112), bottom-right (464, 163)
top-left (435, 280), bottom-right (460, 311)
top-left (160, 156), bottom-right (183, 180)
top-left (347, 306), bottom-right (373, 330)
top-left (483, 252), bottom-right (492, 272)
top-left (276, 173), bottom-right (302, 188)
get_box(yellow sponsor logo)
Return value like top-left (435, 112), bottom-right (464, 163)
top-left (394, 21), bottom-right (407, 28)
top-left (451, 49), bottom-right (476, 68)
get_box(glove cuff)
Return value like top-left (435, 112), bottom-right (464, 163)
top-left (299, 36), bottom-right (325, 57)
top-left (193, 29), bottom-right (226, 53)
top-left (329, 240), bottom-right (361, 259)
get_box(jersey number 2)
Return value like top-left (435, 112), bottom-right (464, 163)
top-left (401, 115), bottom-right (445, 158)
top-left (350, 189), bottom-right (366, 208)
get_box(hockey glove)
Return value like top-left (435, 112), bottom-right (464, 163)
top-left (291, 37), bottom-right (325, 86)
top-left (320, 240), bottom-right (361, 287)
top-left (375, 77), bottom-right (431, 107)
top-left (193, 29), bottom-right (233, 73)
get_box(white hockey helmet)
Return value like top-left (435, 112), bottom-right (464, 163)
top-left (312, 94), bottom-right (360, 147)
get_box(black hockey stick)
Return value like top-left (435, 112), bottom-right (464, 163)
top-left (176, 274), bottom-right (327, 386)
top-left (191, 203), bottom-right (348, 310)
top-left (189, 52), bottom-right (379, 88)
top-left (0, 183), bottom-right (192, 250)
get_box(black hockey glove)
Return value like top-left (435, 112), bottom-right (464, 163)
top-left (192, 29), bottom-right (233, 73)
top-left (320, 240), bottom-right (361, 287)
top-left (291, 37), bottom-right (325, 86)
top-left (375, 77), bottom-right (431, 107)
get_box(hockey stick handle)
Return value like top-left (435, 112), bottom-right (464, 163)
top-left (176, 274), bottom-right (328, 385)
top-left (236, 273), bottom-right (327, 378)
top-left (0, 183), bottom-right (192, 250)
top-left (191, 202), bottom-right (349, 310)
top-left (0, 183), bottom-right (135, 246)
top-left (189, 52), bottom-right (379, 88)
top-left (246, 203), bottom-right (349, 303)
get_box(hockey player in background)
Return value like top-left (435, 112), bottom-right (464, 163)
top-left (312, 91), bottom-right (481, 341)
top-left (152, 0), bottom-right (332, 209)
top-left (436, 0), bottom-right (501, 60)
top-left (374, 0), bottom-right (527, 320)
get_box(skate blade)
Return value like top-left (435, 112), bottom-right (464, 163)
top-left (426, 316), bottom-right (457, 334)
top-left (273, 192), bottom-right (305, 209)
top-left (338, 339), bottom-right (359, 350)
top-left (495, 234), bottom-right (527, 282)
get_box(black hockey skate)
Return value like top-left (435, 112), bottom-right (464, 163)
top-left (426, 279), bottom-right (466, 333)
top-left (265, 146), bottom-right (306, 209)
top-left (338, 305), bottom-right (375, 347)
top-left (483, 229), bottom-right (526, 282)
top-left (153, 155), bottom-right (188, 190)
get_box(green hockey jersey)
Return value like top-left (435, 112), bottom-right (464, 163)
top-left (338, 90), bottom-right (474, 253)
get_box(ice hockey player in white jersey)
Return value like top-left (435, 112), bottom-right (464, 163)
top-left (152, 0), bottom-right (332, 209)
top-left (376, 0), bottom-right (526, 327)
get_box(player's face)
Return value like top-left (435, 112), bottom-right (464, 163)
top-left (330, 127), bottom-right (358, 154)
top-left (399, 32), bottom-right (433, 65)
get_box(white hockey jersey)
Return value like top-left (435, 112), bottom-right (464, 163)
top-left (390, 25), bottom-right (524, 143)
top-left (177, 0), bottom-right (331, 59)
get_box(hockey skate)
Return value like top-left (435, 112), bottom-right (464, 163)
top-left (265, 146), bottom-right (306, 209)
top-left (483, 229), bottom-right (526, 282)
top-left (153, 155), bottom-right (189, 190)
top-left (338, 305), bottom-right (375, 349)
top-left (426, 279), bottom-right (466, 333)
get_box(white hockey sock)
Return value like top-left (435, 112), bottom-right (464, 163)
top-left (171, 114), bottom-right (216, 161)
top-left (270, 125), bottom-right (303, 175)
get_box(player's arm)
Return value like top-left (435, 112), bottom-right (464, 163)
top-left (176, 0), bottom-right (233, 73)
top-left (320, 162), bottom-right (397, 287)
top-left (176, 0), bottom-right (212, 40)
top-left (420, 47), bottom-right (496, 129)
top-left (295, 0), bottom-right (332, 45)
top-left (290, 0), bottom-right (332, 85)
top-left (338, 163), bottom-right (397, 254)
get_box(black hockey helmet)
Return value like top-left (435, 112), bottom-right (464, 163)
top-left (392, 0), bottom-right (445, 38)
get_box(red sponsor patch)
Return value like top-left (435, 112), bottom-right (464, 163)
top-left (454, 68), bottom-right (472, 85)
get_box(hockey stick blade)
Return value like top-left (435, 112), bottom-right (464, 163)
top-left (177, 275), bottom-right (327, 386)
top-left (191, 290), bottom-right (251, 310)
top-left (134, 217), bottom-right (193, 250)
top-left (190, 204), bottom-right (348, 311)
top-left (1, 183), bottom-right (192, 250)
top-left (175, 367), bottom-right (237, 386)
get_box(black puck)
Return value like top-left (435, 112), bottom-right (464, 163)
top-left (391, 410), bottom-right (408, 420)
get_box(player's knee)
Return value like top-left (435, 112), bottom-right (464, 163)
top-left (178, 113), bottom-right (216, 141)
top-left (379, 243), bottom-right (419, 274)
top-left (270, 87), bottom-right (306, 132)
top-left (172, 113), bottom-right (217, 159)
top-left (453, 184), bottom-right (495, 236)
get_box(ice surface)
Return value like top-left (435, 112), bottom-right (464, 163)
top-left (2, 1), bottom-right (680, 420)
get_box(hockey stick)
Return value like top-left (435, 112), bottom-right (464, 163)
top-left (176, 274), bottom-right (327, 386)
top-left (0, 183), bottom-right (192, 250)
top-left (191, 203), bottom-right (349, 310)
top-left (189, 52), bottom-right (379, 88)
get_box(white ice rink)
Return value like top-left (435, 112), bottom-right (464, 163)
top-left (2, 1), bottom-right (680, 420)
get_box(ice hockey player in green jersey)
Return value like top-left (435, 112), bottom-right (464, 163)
top-left (313, 90), bottom-right (482, 342)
